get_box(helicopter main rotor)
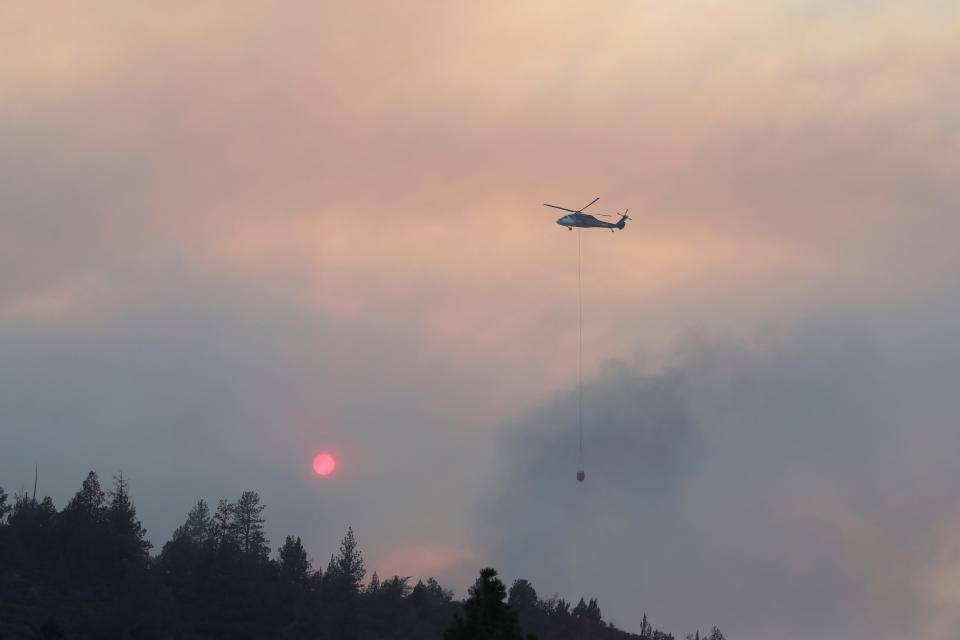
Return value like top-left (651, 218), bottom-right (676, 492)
top-left (543, 197), bottom-right (614, 217)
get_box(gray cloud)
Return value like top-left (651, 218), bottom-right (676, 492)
top-left (481, 316), bottom-right (960, 640)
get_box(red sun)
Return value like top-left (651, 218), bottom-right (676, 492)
top-left (313, 453), bottom-right (336, 476)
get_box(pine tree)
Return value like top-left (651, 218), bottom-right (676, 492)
top-left (508, 579), bottom-right (538, 613)
top-left (63, 470), bottom-right (106, 519)
top-left (379, 575), bottom-right (412, 599)
top-left (159, 498), bottom-right (215, 586)
top-left (326, 526), bottom-right (366, 593)
top-left (278, 535), bottom-right (312, 583)
top-left (544, 596), bottom-right (571, 619)
top-left (571, 597), bottom-right (601, 625)
top-left (707, 627), bottom-right (725, 640)
top-left (586, 598), bottom-right (602, 624)
top-left (212, 498), bottom-right (236, 548)
top-left (232, 491), bottom-right (268, 558)
top-left (106, 471), bottom-right (152, 570)
top-left (177, 498), bottom-right (212, 545)
top-left (405, 577), bottom-right (458, 640)
top-left (444, 567), bottom-right (532, 640)
top-left (573, 598), bottom-right (589, 620)
top-left (320, 527), bottom-right (367, 640)
top-left (60, 471), bottom-right (110, 580)
top-left (7, 493), bottom-right (57, 565)
top-left (426, 576), bottom-right (454, 602)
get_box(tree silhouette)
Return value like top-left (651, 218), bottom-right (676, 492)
top-left (0, 471), bottom-right (690, 640)
top-left (105, 471), bottom-right (151, 577)
top-left (322, 526), bottom-right (368, 640)
top-left (159, 499), bottom-right (211, 583)
top-left (59, 471), bottom-right (109, 581)
top-left (573, 597), bottom-right (601, 624)
top-left (707, 627), bottom-right (726, 640)
top-left (363, 574), bottom-right (413, 639)
top-left (445, 567), bottom-right (532, 640)
top-left (175, 498), bottom-right (212, 545)
top-left (64, 470), bottom-right (106, 518)
top-left (326, 526), bottom-right (366, 593)
top-left (406, 577), bottom-right (458, 640)
top-left (211, 498), bottom-right (236, 548)
top-left (232, 491), bottom-right (268, 558)
top-left (279, 535), bottom-right (313, 584)
top-left (7, 494), bottom-right (57, 563)
top-left (508, 579), bottom-right (538, 614)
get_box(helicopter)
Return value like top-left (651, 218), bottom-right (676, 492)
top-left (544, 197), bottom-right (631, 231)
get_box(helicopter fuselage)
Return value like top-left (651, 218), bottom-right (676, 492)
top-left (556, 213), bottom-right (624, 230)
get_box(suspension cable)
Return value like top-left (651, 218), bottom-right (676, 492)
top-left (578, 229), bottom-right (584, 472)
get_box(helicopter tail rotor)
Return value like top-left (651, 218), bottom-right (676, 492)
top-left (601, 209), bottom-right (633, 220)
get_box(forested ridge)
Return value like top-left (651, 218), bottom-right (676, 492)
top-left (0, 471), bottom-right (726, 640)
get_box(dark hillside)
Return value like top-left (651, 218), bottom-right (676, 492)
top-left (0, 473), bottom-right (715, 640)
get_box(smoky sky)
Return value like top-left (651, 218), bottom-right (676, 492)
top-left (3, 2), bottom-right (960, 640)
top-left (482, 315), bottom-right (960, 640)
top-left (0, 273), bottom-right (495, 585)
